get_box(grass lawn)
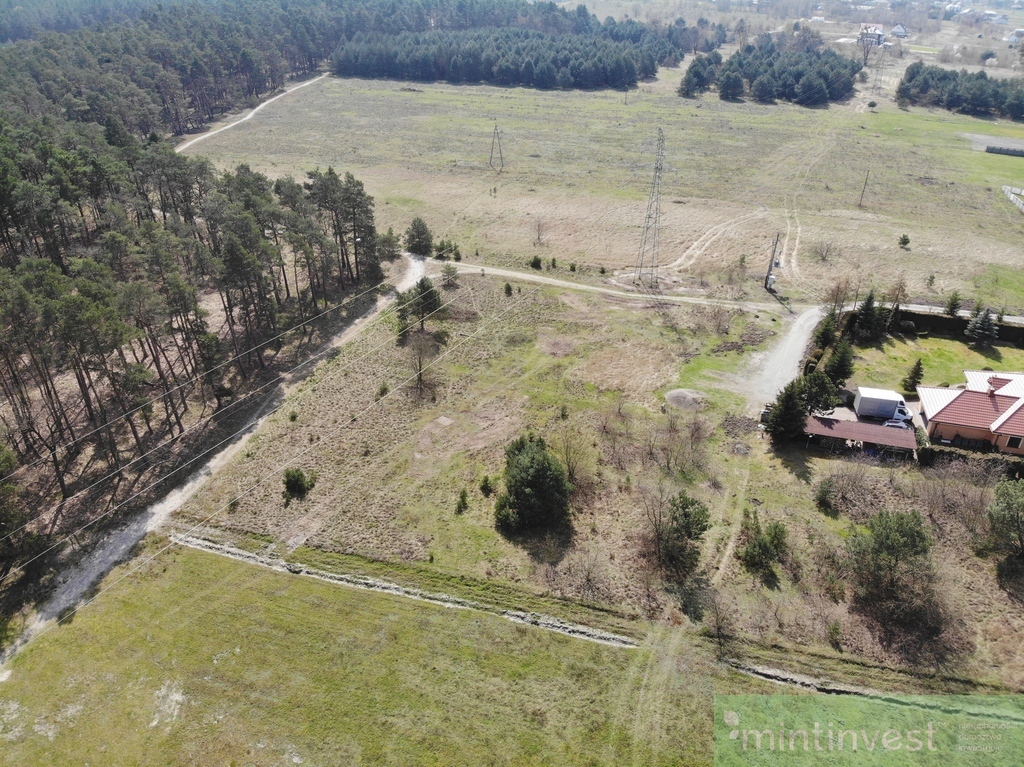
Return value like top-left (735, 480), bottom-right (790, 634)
top-left (0, 545), bottom-right (763, 766)
top-left (848, 334), bottom-right (1024, 394)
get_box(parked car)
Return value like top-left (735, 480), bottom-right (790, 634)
top-left (883, 419), bottom-right (910, 429)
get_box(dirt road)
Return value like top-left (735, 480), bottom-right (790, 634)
top-left (454, 262), bottom-right (789, 313)
top-left (175, 74), bottom-right (328, 154)
top-left (738, 305), bottom-right (823, 407)
top-left (0, 256), bottom-right (425, 664)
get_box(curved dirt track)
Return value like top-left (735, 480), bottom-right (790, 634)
top-left (454, 261), bottom-right (790, 313)
top-left (175, 74), bottom-right (328, 154)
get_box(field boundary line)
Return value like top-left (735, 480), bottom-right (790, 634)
top-left (172, 534), bottom-right (640, 648)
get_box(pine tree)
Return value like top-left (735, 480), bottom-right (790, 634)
top-left (945, 290), bottom-right (962, 317)
top-left (765, 379), bottom-right (808, 443)
top-left (813, 312), bottom-right (837, 348)
top-left (856, 290), bottom-right (882, 342)
top-left (965, 308), bottom-right (998, 347)
top-left (405, 217), bottom-right (433, 257)
top-left (823, 339), bottom-right (855, 387)
top-left (901, 358), bottom-right (924, 392)
top-left (802, 370), bottom-right (840, 415)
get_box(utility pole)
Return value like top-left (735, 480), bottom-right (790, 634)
top-left (633, 127), bottom-right (664, 291)
top-left (489, 125), bottom-right (504, 173)
top-left (858, 169), bottom-right (870, 208)
top-left (764, 233), bottom-right (781, 292)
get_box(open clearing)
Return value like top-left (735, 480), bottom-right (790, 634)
top-left (0, 545), bottom-right (766, 766)
top-left (182, 68), bottom-right (1024, 309)
top-left (175, 275), bottom-right (783, 611)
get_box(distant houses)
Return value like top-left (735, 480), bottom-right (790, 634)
top-left (859, 23), bottom-right (886, 46)
top-left (890, 23), bottom-right (909, 38)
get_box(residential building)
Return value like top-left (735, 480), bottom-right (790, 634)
top-left (918, 371), bottom-right (1024, 453)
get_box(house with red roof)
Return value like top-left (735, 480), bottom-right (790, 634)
top-left (918, 371), bottom-right (1024, 453)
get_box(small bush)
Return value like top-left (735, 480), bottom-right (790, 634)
top-left (867, 100), bottom-right (877, 108)
top-left (599, 266), bottom-right (606, 275)
top-left (550, 257), bottom-right (557, 269)
top-left (827, 621), bottom-right (843, 650)
top-left (288, 410), bottom-right (298, 422)
top-left (283, 468), bottom-right (316, 499)
top-left (376, 381), bottom-right (389, 400)
top-left (529, 255), bottom-right (543, 270)
top-left (815, 477), bottom-right (836, 514)
top-left (456, 488), bottom-right (469, 514)
top-left (504, 282), bottom-right (513, 297)
top-left (480, 475), bottom-right (494, 497)
top-left (569, 263), bottom-right (576, 272)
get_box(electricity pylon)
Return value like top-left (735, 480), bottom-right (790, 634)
top-left (489, 125), bottom-right (504, 173)
top-left (633, 128), bottom-right (664, 291)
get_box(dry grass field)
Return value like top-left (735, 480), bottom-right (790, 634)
top-left (176, 275), bottom-right (780, 613)
top-left (174, 50), bottom-right (1024, 691)
top-left (182, 60), bottom-right (1024, 309)
top-left (0, 544), bottom-right (772, 765)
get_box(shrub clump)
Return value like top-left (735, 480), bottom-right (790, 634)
top-left (283, 468), bottom-right (316, 499)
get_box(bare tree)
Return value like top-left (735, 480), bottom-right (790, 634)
top-left (408, 330), bottom-right (446, 394)
top-left (640, 481), bottom-right (674, 564)
top-left (562, 545), bottom-right (611, 602)
top-left (703, 587), bottom-right (738, 659)
top-left (550, 421), bottom-right (594, 493)
top-left (825, 277), bottom-right (853, 317)
top-left (811, 240), bottom-right (839, 262)
top-left (534, 218), bottom-right (546, 246)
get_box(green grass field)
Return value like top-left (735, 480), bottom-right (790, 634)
top-left (849, 334), bottom-right (1024, 393)
top-left (0, 545), bottom-right (765, 766)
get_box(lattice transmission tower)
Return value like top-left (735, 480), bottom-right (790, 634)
top-left (633, 128), bottom-right (664, 291)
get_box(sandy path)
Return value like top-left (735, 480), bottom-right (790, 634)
top-left (737, 305), bottom-right (823, 407)
top-left (174, 535), bottom-right (638, 648)
top-left (175, 74), bottom-right (328, 154)
top-left (0, 256), bottom-right (424, 665)
top-left (455, 262), bottom-right (788, 312)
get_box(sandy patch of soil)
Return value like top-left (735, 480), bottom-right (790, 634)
top-left (664, 389), bottom-right (707, 411)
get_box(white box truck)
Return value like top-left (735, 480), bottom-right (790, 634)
top-left (853, 387), bottom-right (914, 422)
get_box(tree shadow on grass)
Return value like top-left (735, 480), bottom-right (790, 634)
top-left (996, 555), bottom-right (1024, 606)
top-left (670, 573), bottom-right (711, 622)
top-left (976, 344), bottom-right (1004, 363)
top-left (501, 520), bottom-right (573, 568)
top-left (772, 443), bottom-right (815, 484)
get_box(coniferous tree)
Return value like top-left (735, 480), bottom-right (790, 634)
top-left (405, 217), bottom-right (433, 257)
top-left (765, 379), bottom-right (808, 442)
top-left (902, 359), bottom-right (924, 392)
top-left (823, 340), bottom-right (855, 388)
top-left (856, 290), bottom-right (884, 342)
top-left (965, 308), bottom-right (998, 347)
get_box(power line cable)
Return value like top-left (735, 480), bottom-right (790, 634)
top-left (10, 286), bottom-right (532, 655)
top-left (0, 285), bottom-right (462, 565)
top-left (0, 276), bottom-right (390, 485)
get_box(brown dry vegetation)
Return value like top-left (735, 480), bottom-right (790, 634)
top-left (177, 274), bottom-right (779, 616)
top-left (173, 265), bottom-right (1024, 691)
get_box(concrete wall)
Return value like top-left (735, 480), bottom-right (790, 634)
top-left (1003, 185), bottom-right (1024, 215)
